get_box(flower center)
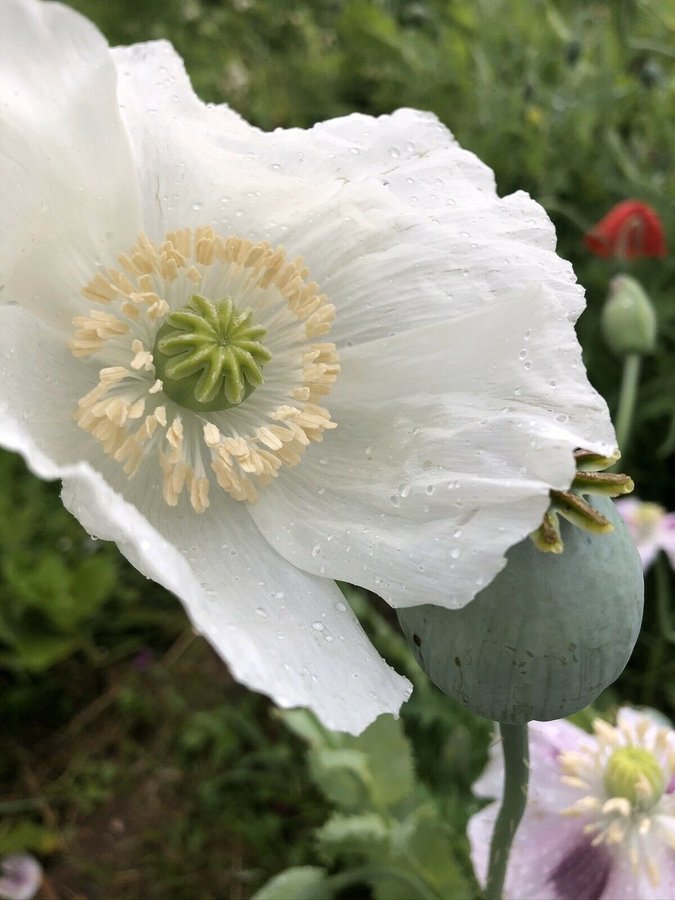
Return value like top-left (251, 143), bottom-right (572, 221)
top-left (603, 747), bottom-right (665, 811)
top-left (69, 228), bottom-right (340, 511)
top-left (559, 715), bottom-right (675, 888)
top-left (152, 294), bottom-right (271, 411)
top-left (632, 501), bottom-right (666, 542)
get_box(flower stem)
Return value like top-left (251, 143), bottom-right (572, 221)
top-left (614, 352), bottom-right (642, 457)
top-left (484, 723), bottom-right (529, 900)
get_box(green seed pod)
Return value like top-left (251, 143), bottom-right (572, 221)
top-left (397, 497), bottom-right (644, 723)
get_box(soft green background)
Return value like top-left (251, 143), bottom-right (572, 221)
top-left (2, 1), bottom-right (674, 897)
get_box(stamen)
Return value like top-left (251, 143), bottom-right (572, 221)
top-left (557, 713), bottom-right (675, 890)
top-left (71, 229), bottom-right (340, 512)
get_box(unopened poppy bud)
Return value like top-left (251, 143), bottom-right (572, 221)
top-left (585, 200), bottom-right (666, 260)
top-left (601, 275), bottom-right (657, 357)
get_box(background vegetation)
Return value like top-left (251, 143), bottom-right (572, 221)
top-left (2, 1), bottom-right (674, 896)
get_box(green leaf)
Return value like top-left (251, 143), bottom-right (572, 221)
top-left (0, 821), bottom-right (61, 855)
top-left (391, 807), bottom-right (473, 899)
top-left (276, 707), bottom-right (342, 751)
top-left (310, 748), bottom-right (371, 810)
top-left (8, 631), bottom-right (80, 671)
top-left (353, 715), bottom-right (415, 809)
top-left (316, 812), bottom-right (390, 863)
top-left (253, 866), bottom-right (330, 900)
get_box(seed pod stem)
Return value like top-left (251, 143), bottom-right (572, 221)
top-left (485, 723), bottom-right (530, 900)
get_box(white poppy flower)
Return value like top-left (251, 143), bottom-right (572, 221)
top-left (470, 710), bottom-right (675, 898)
top-left (0, 0), bottom-right (615, 733)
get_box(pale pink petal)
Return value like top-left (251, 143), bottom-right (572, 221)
top-left (603, 844), bottom-right (675, 900)
top-left (469, 798), bottom-right (610, 899)
top-left (0, 854), bottom-right (42, 900)
top-left (657, 514), bottom-right (675, 572)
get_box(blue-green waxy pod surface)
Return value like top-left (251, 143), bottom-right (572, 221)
top-left (397, 497), bottom-right (644, 723)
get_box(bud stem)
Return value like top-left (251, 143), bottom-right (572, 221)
top-left (615, 352), bottom-right (641, 458)
top-left (484, 723), bottom-right (529, 900)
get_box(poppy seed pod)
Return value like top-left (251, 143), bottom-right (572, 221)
top-left (398, 497), bottom-right (644, 723)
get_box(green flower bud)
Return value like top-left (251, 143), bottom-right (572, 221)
top-left (601, 275), bottom-right (657, 357)
top-left (397, 497), bottom-right (644, 723)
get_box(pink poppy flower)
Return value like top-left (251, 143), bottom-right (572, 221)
top-left (0, 855), bottom-right (42, 900)
top-left (616, 497), bottom-right (675, 571)
top-left (469, 710), bottom-right (675, 899)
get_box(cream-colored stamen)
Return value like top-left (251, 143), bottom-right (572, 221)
top-left (559, 715), bottom-right (675, 886)
top-left (71, 228), bottom-right (340, 511)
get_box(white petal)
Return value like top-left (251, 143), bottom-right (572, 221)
top-left (189, 104), bottom-right (588, 345)
top-left (0, 0), bottom-right (143, 330)
top-left (0, 307), bottom-right (100, 468)
top-left (62, 478), bottom-right (411, 733)
top-left (111, 40), bottom-right (268, 240)
top-left (249, 287), bottom-right (615, 609)
top-left (0, 306), bottom-right (410, 733)
top-left (107, 59), bottom-right (587, 355)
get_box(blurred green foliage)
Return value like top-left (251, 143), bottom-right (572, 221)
top-left (255, 710), bottom-right (474, 900)
top-left (3, 0), bottom-right (675, 896)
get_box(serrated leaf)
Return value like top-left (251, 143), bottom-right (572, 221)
top-left (252, 866), bottom-right (330, 900)
top-left (391, 806), bottom-right (473, 898)
top-left (310, 748), bottom-right (371, 810)
top-left (316, 811), bottom-right (390, 863)
top-left (353, 714), bottom-right (415, 808)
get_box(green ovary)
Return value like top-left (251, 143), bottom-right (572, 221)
top-left (604, 747), bottom-right (665, 810)
top-left (152, 294), bottom-right (272, 412)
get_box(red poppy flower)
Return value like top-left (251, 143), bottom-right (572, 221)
top-left (585, 200), bottom-right (666, 260)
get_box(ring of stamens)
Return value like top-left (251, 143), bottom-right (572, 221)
top-left (559, 716), bottom-right (675, 886)
top-left (70, 228), bottom-right (340, 512)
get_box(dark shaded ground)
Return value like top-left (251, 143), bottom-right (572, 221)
top-left (3, 634), bottom-right (323, 899)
